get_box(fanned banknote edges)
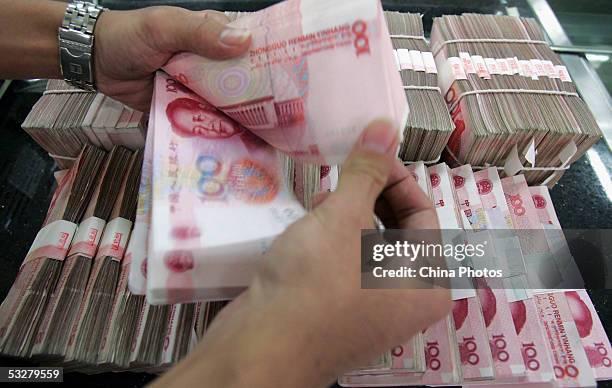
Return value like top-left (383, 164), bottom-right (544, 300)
top-left (21, 80), bottom-right (145, 168)
top-left (145, 71), bottom-right (306, 304)
top-left (163, 0), bottom-right (408, 165)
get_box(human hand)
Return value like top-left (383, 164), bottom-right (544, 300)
top-left (93, 7), bottom-right (250, 111)
top-left (242, 118), bottom-right (451, 377)
top-left (154, 120), bottom-right (452, 388)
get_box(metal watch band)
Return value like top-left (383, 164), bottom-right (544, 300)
top-left (58, 2), bottom-right (106, 91)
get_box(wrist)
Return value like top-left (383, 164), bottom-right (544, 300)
top-left (58, 1), bottom-right (106, 90)
top-left (0, 0), bottom-right (65, 79)
top-left (91, 9), bottom-right (115, 93)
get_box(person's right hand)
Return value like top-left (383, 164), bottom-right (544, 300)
top-left (156, 119), bottom-right (452, 388)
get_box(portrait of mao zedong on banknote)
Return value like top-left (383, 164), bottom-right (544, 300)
top-left (166, 97), bottom-right (279, 205)
top-left (166, 97), bottom-right (243, 140)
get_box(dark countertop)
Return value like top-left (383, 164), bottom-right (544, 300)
top-left (549, 138), bottom-right (612, 230)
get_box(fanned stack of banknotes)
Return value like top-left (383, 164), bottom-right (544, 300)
top-left (22, 80), bottom-right (146, 168)
top-left (3, 0), bottom-right (609, 385)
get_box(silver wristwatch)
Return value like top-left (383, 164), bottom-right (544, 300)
top-left (58, 1), bottom-right (106, 91)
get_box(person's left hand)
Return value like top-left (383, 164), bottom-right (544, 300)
top-left (93, 7), bottom-right (251, 111)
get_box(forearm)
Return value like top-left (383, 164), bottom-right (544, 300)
top-left (0, 0), bottom-right (65, 79)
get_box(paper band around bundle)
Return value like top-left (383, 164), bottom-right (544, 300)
top-left (432, 38), bottom-right (549, 57)
top-left (389, 34), bottom-right (428, 42)
top-left (393, 49), bottom-right (438, 73)
top-left (67, 216), bottom-right (106, 258)
top-left (403, 85), bottom-right (442, 92)
top-left (48, 153), bottom-right (78, 161)
top-left (42, 89), bottom-right (94, 95)
top-left (402, 153), bottom-right (442, 165)
top-left (446, 88), bottom-right (579, 113)
top-left (95, 217), bottom-right (133, 261)
top-left (23, 220), bottom-right (78, 266)
top-left (438, 56), bottom-right (573, 95)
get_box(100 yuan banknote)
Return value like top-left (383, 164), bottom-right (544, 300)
top-left (147, 72), bottom-right (305, 304)
top-left (163, 0), bottom-right (408, 164)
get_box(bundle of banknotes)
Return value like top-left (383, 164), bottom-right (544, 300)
top-left (385, 12), bottom-right (454, 162)
top-left (0, 145), bottom-right (221, 372)
top-left (341, 162), bottom-right (612, 387)
top-left (2, 141), bottom-right (610, 383)
top-left (135, 71), bottom-right (306, 303)
top-left (430, 14), bottom-right (602, 185)
top-left (282, 157), bottom-right (339, 210)
top-left (22, 80), bottom-right (145, 168)
top-left (0, 145), bottom-right (107, 357)
top-left (33, 146), bottom-right (133, 361)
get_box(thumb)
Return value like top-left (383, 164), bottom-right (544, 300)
top-left (321, 119), bottom-right (399, 217)
top-left (148, 8), bottom-right (251, 60)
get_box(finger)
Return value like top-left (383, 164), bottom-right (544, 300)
top-left (373, 161), bottom-right (412, 227)
top-left (381, 161), bottom-right (437, 228)
top-left (374, 197), bottom-right (396, 227)
top-left (373, 161), bottom-right (434, 228)
top-left (148, 7), bottom-right (251, 60)
top-left (317, 119), bottom-right (399, 221)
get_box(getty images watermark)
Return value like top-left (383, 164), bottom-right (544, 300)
top-left (360, 229), bottom-right (610, 290)
top-left (370, 238), bottom-right (503, 279)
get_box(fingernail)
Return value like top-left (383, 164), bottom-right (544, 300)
top-left (360, 119), bottom-right (398, 154)
top-left (219, 27), bottom-right (250, 46)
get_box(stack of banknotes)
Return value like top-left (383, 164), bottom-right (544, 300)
top-left (0, 145), bottom-right (215, 372)
top-left (162, 0), bottom-right (408, 165)
top-left (1, 142), bottom-right (610, 384)
top-left (3, 0), bottom-right (608, 381)
top-left (140, 0), bottom-right (410, 302)
top-left (385, 12), bottom-right (454, 162)
top-left (341, 162), bottom-right (612, 387)
top-left (431, 14), bottom-right (602, 185)
top-left (20, 9), bottom-right (601, 188)
top-left (33, 146), bottom-right (133, 361)
top-left (22, 80), bottom-right (145, 168)
top-left (0, 145), bottom-right (107, 358)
